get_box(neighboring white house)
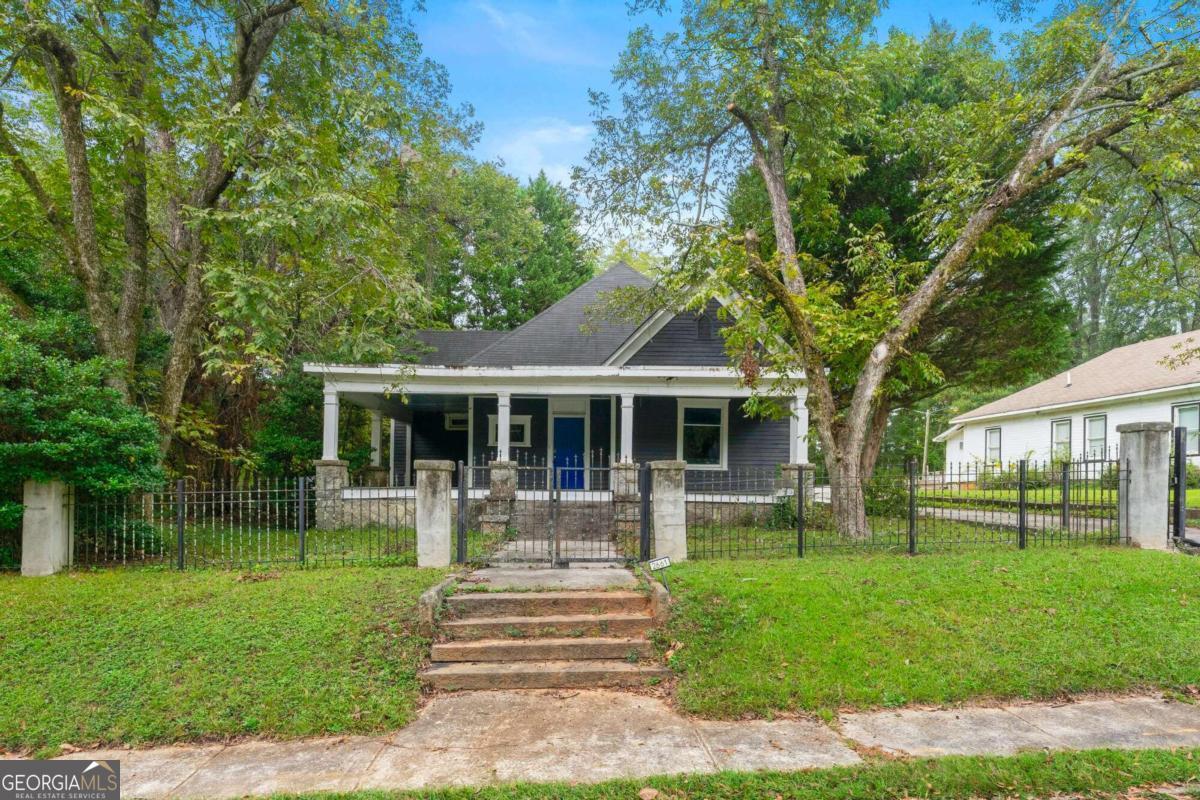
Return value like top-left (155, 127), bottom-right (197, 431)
top-left (936, 329), bottom-right (1200, 467)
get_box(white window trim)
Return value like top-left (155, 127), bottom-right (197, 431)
top-left (487, 414), bottom-right (532, 448)
top-left (676, 398), bottom-right (729, 470)
top-left (443, 412), bottom-right (468, 431)
top-left (1050, 417), bottom-right (1071, 458)
top-left (1173, 401), bottom-right (1200, 455)
top-left (1083, 413), bottom-right (1107, 459)
top-left (984, 426), bottom-right (1002, 464)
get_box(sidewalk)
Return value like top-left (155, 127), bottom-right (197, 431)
top-left (54, 691), bottom-right (1200, 799)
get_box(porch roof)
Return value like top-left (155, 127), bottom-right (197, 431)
top-left (301, 363), bottom-right (798, 400)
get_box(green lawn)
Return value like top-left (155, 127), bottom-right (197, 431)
top-left (0, 566), bottom-right (446, 756)
top-left (271, 748), bottom-right (1200, 799)
top-left (663, 548), bottom-right (1200, 718)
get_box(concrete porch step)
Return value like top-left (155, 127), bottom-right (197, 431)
top-left (419, 660), bottom-right (671, 690)
top-left (445, 590), bottom-right (648, 619)
top-left (441, 612), bottom-right (655, 640)
top-left (431, 637), bottom-right (655, 662)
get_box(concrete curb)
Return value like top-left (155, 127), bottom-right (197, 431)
top-left (416, 573), bottom-right (461, 638)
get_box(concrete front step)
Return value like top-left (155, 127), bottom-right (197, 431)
top-left (431, 636), bottom-right (655, 662)
top-left (441, 612), bottom-right (655, 640)
top-left (420, 660), bottom-right (671, 690)
top-left (445, 590), bottom-right (649, 619)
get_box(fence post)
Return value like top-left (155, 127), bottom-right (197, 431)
top-left (1117, 422), bottom-right (1173, 549)
top-left (1173, 426), bottom-right (1188, 543)
top-left (297, 476), bottom-right (307, 565)
top-left (1060, 461), bottom-right (1070, 529)
top-left (639, 463), bottom-right (652, 561)
top-left (650, 461), bottom-right (687, 561)
top-left (797, 464), bottom-right (806, 558)
top-left (176, 479), bottom-right (185, 570)
top-left (906, 458), bottom-right (917, 555)
top-left (456, 461), bottom-right (467, 564)
top-left (1018, 460), bottom-right (1028, 549)
top-left (415, 460), bottom-right (454, 567)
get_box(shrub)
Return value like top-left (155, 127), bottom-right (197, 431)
top-left (864, 475), bottom-right (909, 518)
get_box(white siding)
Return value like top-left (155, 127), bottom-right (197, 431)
top-left (947, 390), bottom-right (1200, 468)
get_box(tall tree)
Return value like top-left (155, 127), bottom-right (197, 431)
top-left (724, 26), bottom-right (1072, 476)
top-left (0, 0), bottom-right (464, 452)
top-left (579, 0), bottom-right (1200, 534)
top-left (434, 169), bottom-right (594, 330)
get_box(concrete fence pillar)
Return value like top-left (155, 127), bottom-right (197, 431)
top-left (1117, 422), bottom-right (1171, 550)
top-left (416, 460), bottom-right (454, 567)
top-left (780, 463), bottom-right (815, 504)
top-left (313, 459), bottom-right (349, 530)
top-left (481, 460), bottom-right (517, 535)
top-left (22, 480), bottom-right (73, 576)
top-left (612, 462), bottom-right (640, 533)
top-left (650, 460), bottom-right (687, 562)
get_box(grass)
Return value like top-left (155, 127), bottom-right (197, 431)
top-left (269, 748), bottom-right (1200, 799)
top-left (0, 565), bottom-right (446, 756)
top-left (662, 548), bottom-right (1200, 718)
top-left (73, 521), bottom-right (421, 569)
top-left (685, 517), bottom-right (1119, 560)
top-left (921, 485), bottom-right (1118, 504)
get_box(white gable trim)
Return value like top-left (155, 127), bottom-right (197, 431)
top-left (604, 309), bottom-right (675, 366)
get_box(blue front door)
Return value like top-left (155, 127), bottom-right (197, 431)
top-left (553, 417), bottom-right (585, 489)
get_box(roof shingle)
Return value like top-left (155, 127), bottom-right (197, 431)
top-left (954, 329), bottom-right (1200, 422)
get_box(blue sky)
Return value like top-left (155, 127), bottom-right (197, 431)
top-left (414, 2), bottom-right (1040, 186)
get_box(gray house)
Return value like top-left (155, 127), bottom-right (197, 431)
top-left (304, 264), bottom-right (808, 488)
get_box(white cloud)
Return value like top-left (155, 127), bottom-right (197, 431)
top-left (489, 118), bottom-right (592, 183)
top-left (472, 1), bottom-right (606, 67)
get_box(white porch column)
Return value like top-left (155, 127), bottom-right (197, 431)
top-left (322, 385), bottom-right (339, 461)
top-left (620, 393), bottom-right (634, 462)
top-left (789, 391), bottom-right (809, 464)
top-left (369, 410), bottom-right (383, 468)
top-left (496, 392), bottom-right (512, 462)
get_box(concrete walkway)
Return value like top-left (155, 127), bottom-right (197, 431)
top-left (51, 692), bottom-right (1200, 799)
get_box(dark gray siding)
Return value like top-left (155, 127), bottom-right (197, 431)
top-left (625, 299), bottom-right (731, 366)
top-left (632, 397), bottom-right (788, 476)
top-left (470, 396), bottom-right (549, 466)
top-left (589, 397), bottom-right (613, 465)
top-left (390, 421), bottom-right (410, 485)
top-left (410, 398), bottom-right (469, 481)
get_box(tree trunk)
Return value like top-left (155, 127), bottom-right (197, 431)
top-left (827, 452), bottom-right (869, 540)
top-left (859, 400), bottom-right (891, 479)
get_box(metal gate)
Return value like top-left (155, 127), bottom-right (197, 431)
top-left (1171, 425), bottom-right (1194, 546)
top-left (455, 461), bottom-right (635, 566)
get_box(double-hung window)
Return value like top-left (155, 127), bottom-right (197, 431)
top-left (984, 427), bottom-right (1002, 464)
top-left (1084, 414), bottom-right (1107, 459)
top-left (677, 399), bottom-right (728, 469)
top-left (1175, 402), bottom-right (1200, 455)
top-left (1051, 418), bottom-right (1071, 461)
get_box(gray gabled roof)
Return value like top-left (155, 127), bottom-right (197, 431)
top-left (466, 263), bottom-right (652, 366)
top-left (410, 330), bottom-right (508, 366)
top-left (408, 263), bottom-right (651, 369)
top-left (953, 329), bottom-right (1200, 422)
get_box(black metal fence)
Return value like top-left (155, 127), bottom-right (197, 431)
top-left (1171, 426), bottom-right (1197, 546)
top-left (456, 461), bottom-right (627, 565)
top-left (685, 458), bottom-right (1126, 560)
top-left (68, 475), bottom-right (418, 570)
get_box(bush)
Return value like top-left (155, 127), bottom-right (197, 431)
top-left (864, 474), bottom-right (909, 517)
top-left (1187, 462), bottom-right (1200, 490)
top-left (977, 465), bottom-right (1053, 491)
top-left (0, 304), bottom-right (163, 497)
top-left (768, 495), bottom-right (798, 530)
